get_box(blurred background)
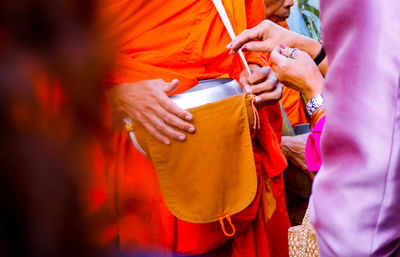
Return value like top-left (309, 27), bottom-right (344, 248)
top-left (287, 0), bottom-right (321, 40)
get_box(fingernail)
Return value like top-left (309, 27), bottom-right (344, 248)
top-left (188, 126), bottom-right (195, 133)
top-left (164, 139), bottom-right (171, 145)
top-left (226, 42), bottom-right (232, 48)
top-left (280, 44), bottom-right (286, 49)
top-left (245, 86), bottom-right (252, 94)
top-left (185, 114), bottom-right (192, 120)
top-left (241, 46), bottom-right (248, 52)
top-left (178, 135), bottom-right (186, 141)
top-left (255, 96), bottom-right (261, 102)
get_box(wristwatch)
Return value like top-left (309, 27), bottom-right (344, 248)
top-left (306, 94), bottom-right (324, 116)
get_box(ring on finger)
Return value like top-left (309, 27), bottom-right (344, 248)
top-left (289, 48), bottom-right (299, 59)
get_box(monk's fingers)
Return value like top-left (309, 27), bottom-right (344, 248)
top-left (141, 119), bottom-right (171, 145)
top-left (255, 83), bottom-right (283, 106)
top-left (146, 114), bottom-right (187, 143)
top-left (154, 105), bottom-right (195, 134)
top-left (249, 76), bottom-right (279, 95)
top-left (158, 93), bottom-right (193, 121)
top-left (240, 71), bottom-right (251, 90)
top-left (162, 79), bottom-right (179, 94)
top-left (247, 66), bottom-right (272, 85)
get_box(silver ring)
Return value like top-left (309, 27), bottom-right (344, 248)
top-left (289, 48), bottom-right (299, 59)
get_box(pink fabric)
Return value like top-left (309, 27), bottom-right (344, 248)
top-left (310, 0), bottom-right (400, 255)
top-left (305, 116), bottom-right (325, 172)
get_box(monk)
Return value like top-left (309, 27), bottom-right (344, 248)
top-left (97, 0), bottom-right (290, 256)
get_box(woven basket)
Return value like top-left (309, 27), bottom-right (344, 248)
top-left (288, 207), bottom-right (319, 257)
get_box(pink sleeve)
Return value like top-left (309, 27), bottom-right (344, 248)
top-left (304, 116), bottom-right (325, 172)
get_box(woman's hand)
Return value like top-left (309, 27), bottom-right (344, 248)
top-left (227, 20), bottom-right (289, 54)
top-left (270, 45), bottom-right (324, 101)
top-left (240, 65), bottom-right (283, 108)
top-left (226, 20), bottom-right (328, 76)
top-left (227, 20), bottom-right (313, 55)
top-left (106, 79), bottom-right (195, 145)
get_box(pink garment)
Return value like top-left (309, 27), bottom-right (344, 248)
top-left (310, 0), bottom-right (400, 256)
top-left (304, 116), bottom-right (325, 172)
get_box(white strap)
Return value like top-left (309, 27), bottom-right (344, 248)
top-left (212, 0), bottom-right (252, 75)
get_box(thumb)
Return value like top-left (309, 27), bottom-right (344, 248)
top-left (163, 79), bottom-right (179, 93)
top-left (279, 44), bottom-right (296, 58)
top-left (270, 46), bottom-right (288, 66)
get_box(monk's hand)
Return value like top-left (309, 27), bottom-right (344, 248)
top-left (270, 45), bottom-right (324, 101)
top-left (227, 20), bottom-right (293, 54)
top-left (240, 65), bottom-right (283, 108)
top-left (281, 134), bottom-right (309, 173)
top-left (106, 79), bottom-right (195, 145)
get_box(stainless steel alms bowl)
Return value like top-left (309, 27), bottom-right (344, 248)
top-left (126, 78), bottom-right (244, 156)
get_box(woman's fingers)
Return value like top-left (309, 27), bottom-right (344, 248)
top-left (270, 46), bottom-right (288, 66)
top-left (227, 28), bottom-right (262, 54)
top-left (227, 20), bottom-right (274, 54)
top-left (269, 45), bottom-right (324, 101)
top-left (279, 44), bottom-right (298, 58)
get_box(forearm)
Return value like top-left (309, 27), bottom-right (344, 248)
top-left (286, 34), bottom-right (327, 76)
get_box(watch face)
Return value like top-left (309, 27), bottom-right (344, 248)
top-left (307, 94), bottom-right (324, 116)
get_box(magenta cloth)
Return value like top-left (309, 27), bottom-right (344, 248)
top-left (305, 116), bottom-right (325, 172)
top-left (310, 0), bottom-right (400, 256)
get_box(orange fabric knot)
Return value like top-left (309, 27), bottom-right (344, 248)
top-left (219, 212), bottom-right (236, 237)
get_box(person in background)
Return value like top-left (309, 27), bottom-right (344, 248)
top-left (269, 0), bottom-right (293, 23)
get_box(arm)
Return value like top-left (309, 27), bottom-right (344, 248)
top-left (244, 0), bottom-right (268, 68)
top-left (227, 20), bottom-right (328, 76)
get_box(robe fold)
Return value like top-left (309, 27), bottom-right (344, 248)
top-left (96, 0), bottom-right (290, 255)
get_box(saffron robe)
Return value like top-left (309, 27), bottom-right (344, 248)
top-left (96, 0), bottom-right (289, 256)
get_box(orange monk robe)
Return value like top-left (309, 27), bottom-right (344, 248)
top-left (268, 21), bottom-right (309, 128)
top-left (97, 0), bottom-right (289, 256)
